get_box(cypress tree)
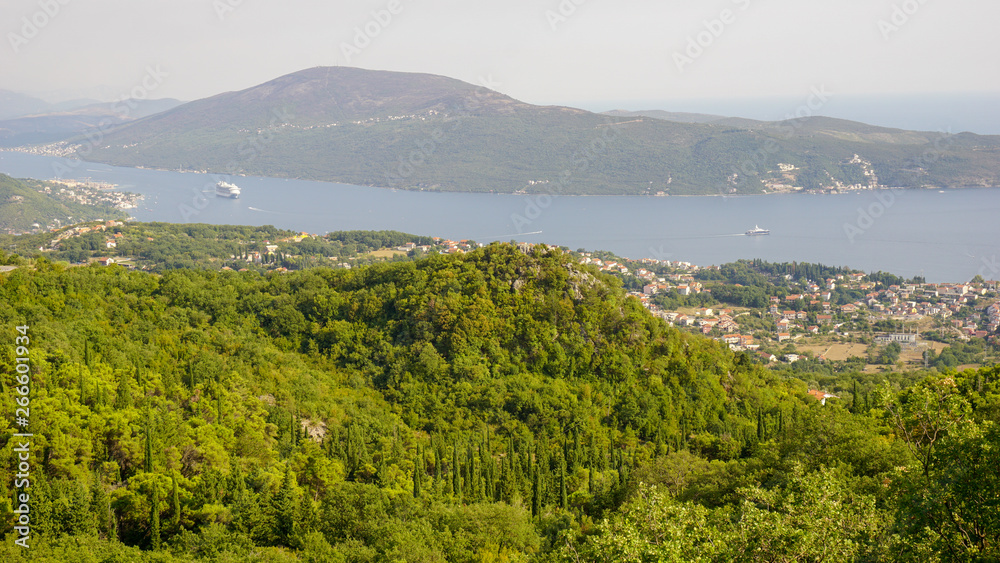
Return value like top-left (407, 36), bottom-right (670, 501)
top-left (413, 448), bottom-right (422, 498)
top-left (171, 473), bottom-right (181, 529)
top-left (144, 409), bottom-right (154, 473)
top-left (273, 463), bottom-right (297, 545)
top-left (346, 424), bottom-right (356, 470)
top-left (92, 474), bottom-right (112, 539)
top-left (559, 457), bottom-right (567, 510)
top-left (532, 464), bottom-right (541, 517)
top-left (851, 381), bottom-right (859, 413)
top-left (150, 483), bottom-right (161, 550)
top-left (573, 431), bottom-right (582, 468)
top-left (115, 371), bottom-right (133, 410)
top-left (452, 439), bottom-right (462, 500)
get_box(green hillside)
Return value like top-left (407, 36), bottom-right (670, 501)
top-left (75, 67), bottom-right (1000, 195)
top-left (0, 174), bottom-right (127, 233)
top-left (0, 242), bottom-right (998, 561)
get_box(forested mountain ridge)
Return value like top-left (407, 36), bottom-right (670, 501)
top-left (63, 67), bottom-right (1000, 195)
top-left (0, 243), bottom-right (998, 561)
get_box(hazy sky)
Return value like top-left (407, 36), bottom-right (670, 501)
top-left (3, 0), bottom-right (998, 107)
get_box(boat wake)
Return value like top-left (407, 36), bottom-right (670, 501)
top-left (487, 230), bottom-right (543, 239)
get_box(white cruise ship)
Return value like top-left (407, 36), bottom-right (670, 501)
top-left (216, 181), bottom-right (241, 199)
top-left (745, 225), bottom-right (770, 236)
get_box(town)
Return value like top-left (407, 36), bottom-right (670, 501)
top-left (577, 250), bottom-right (1000, 370)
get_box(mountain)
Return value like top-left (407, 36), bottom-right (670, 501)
top-left (0, 174), bottom-right (127, 233)
top-left (0, 98), bottom-right (184, 147)
top-left (0, 90), bottom-right (51, 120)
top-left (73, 67), bottom-right (1000, 195)
top-left (602, 109), bottom-right (731, 124)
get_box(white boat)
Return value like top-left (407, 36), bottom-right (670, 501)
top-left (216, 181), bottom-right (241, 199)
top-left (745, 225), bottom-right (770, 236)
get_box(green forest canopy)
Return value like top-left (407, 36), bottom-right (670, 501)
top-left (0, 242), bottom-right (997, 561)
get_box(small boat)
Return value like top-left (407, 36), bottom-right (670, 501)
top-left (216, 181), bottom-right (241, 199)
top-left (745, 225), bottom-right (770, 236)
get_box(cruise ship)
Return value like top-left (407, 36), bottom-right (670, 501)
top-left (745, 225), bottom-right (770, 236)
top-left (216, 181), bottom-right (241, 199)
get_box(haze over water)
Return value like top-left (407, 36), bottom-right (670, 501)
top-left (3, 152), bottom-right (998, 284)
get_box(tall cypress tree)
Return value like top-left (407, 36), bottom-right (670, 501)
top-left (150, 483), bottom-right (161, 550)
top-left (272, 464), bottom-right (297, 545)
top-left (559, 456), bottom-right (567, 510)
top-left (115, 372), bottom-right (132, 410)
top-left (144, 408), bottom-right (154, 473)
top-left (91, 474), bottom-right (112, 540)
top-left (79, 364), bottom-right (86, 405)
top-left (532, 465), bottom-right (541, 518)
top-left (452, 439), bottom-right (462, 501)
top-left (413, 448), bottom-right (422, 499)
top-left (171, 473), bottom-right (181, 529)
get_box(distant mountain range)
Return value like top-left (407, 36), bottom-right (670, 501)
top-left (12, 68), bottom-right (1000, 195)
top-left (0, 96), bottom-right (183, 147)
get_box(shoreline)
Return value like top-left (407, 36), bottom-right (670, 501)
top-left (3, 150), bottom-right (996, 198)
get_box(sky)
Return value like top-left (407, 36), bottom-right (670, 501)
top-left (2, 0), bottom-right (999, 130)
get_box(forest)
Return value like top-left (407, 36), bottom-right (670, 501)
top-left (0, 242), bottom-right (998, 562)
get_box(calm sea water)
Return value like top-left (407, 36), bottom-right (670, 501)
top-left (2, 152), bottom-right (998, 283)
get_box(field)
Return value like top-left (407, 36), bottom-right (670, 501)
top-left (367, 249), bottom-right (408, 258)
top-left (795, 338), bottom-right (951, 372)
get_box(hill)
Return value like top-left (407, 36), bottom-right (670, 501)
top-left (0, 98), bottom-right (184, 147)
top-left (602, 109), bottom-right (731, 124)
top-left (0, 174), bottom-right (129, 233)
top-left (0, 89), bottom-right (51, 120)
top-left (63, 67), bottom-right (1000, 195)
top-left (1, 237), bottom-right (999, 560)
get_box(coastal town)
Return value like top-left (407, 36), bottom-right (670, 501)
top-left (10, 218), bottom-right (999, 370)
top-left (41, 178), bottom-right (141, 211)
top-left (577, 250), bottom-right (1000, 368)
